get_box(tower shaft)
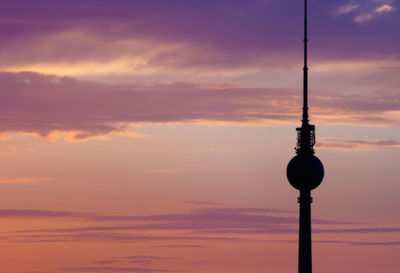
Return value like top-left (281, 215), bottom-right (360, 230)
top-left (298, 190), bottom-right (312, 273)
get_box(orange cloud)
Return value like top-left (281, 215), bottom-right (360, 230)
top-left (25, 129), bottom-right (146, 142)
top-left (0, 177), bottom-right (53, 183)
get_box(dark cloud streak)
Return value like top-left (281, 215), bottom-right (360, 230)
top-left (57, 266), bottom-right (173, 272)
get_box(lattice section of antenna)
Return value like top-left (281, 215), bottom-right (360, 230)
top-left (296, 125), bottom-right (315, 154)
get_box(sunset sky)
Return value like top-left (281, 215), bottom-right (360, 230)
top-left (0, 0), bottom-right (399, 272)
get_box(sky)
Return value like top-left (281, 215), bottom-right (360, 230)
top-left (0, 0), bottom-right (399, 272)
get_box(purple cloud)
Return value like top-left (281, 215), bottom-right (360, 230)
top-left (194, 226), bottom-right (400, 235)
top-left (3, 206), bottom-right (399, 248)
top-left (313, 227), bottom-right (400, 234)
top-left (0, 0), bottom-right (398, 64)
top-left (0, 72), bottom-right (398, 141)
top-left (123, 256), bottom-right (178, 261)
top-left (92, 256), bottom-right (178, 267)
top-left (317, 138), bottom-right (400, 150)
top-left (9, 207), bottom-right (354, 241)
top-left (315, 240), bottom-right (400, 246)
top-left (12, 207), bottom-right (303, 234)
top-left (280, 239), bottom-right (400, 246)
top-left (0, 209), bottom-right (87, 218)
top-left (9, 232), bottom-right (239, 244)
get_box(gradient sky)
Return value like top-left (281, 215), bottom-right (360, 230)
top-left (0, 0), bottom-right (399, 272)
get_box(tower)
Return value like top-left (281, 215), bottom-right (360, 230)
top-left (286, 0), bottom-right (324, 273)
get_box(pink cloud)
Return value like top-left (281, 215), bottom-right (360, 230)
top-left (0, 72), bottom-right (398, 141)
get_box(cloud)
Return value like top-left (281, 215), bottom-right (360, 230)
top-left (89, 207), bottom-right (330, 228)
top-left (8, 232), bottom-right (239, 244)
top-left (93, 260), bottom-right (120, 265)
top-left (0, 177), bottom-right (53, 183)
top-left (93, 256), bottom-right (178, 267)
top-left (11, 207), bottom-right (352, 237)
top-left (337, 0), bottom-right (396, 23)
top-left (313, 227), bottom-right (400, 234)
top-left (123, 256), bottom-right (178, 261)
top-left (0, 72), bottom-right (399, 142)
top-left (15, 207), bottom-right (303, 234)
top-left (281, 239), bottom-right (400, 246)
top-left (376, 4), bottom-right (394, 13)
top-left (193, 226), bottom-right (400, 236)
top-left (57, 267), bottom-right (173, 272)
top-left (0, 0), bottom-right (398, 78)
top-left (157, 244), bottom-right (210, 248)
top-left (0, 209), bottom-right (87, 218)
top-left (3, 206), bottom-right (400, 249)
top-left (314, 240), bottom-right (400, 246)
top-left (334, 4), bottom-right (360, 16)
top-left (183, 201), bottom-right (222, 206)
top-left (62, 255), bottom-right (182, 273)
top-left (317, 138), bottom-right (400, 150)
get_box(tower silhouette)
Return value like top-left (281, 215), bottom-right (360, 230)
top-left (286, 0), bottom-right (324, 273)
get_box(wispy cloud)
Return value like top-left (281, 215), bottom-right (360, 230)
top-left (281, 239), bottom-right (400, 246)
top-left (93, 256), bottom-right (178, 267)
top-left (93, 260), bottom-right (120, 265)
top-left (315, 240), bottom-right (400, 246)
top-left (346, 0), bottom-right (396, 23)
top-left (63, 255), bottom-right (182, 273)
top-left (57, 267), bottom-right (173, 272)
top-left (317, 138), bottom-right (400, 151)
top-left (183, 201), bottom-right (222, 206)
top-left (334, 4), bottom-right (360, 16)
top-left (313, 227), bottom-right (400, 234)
top-left (157, 244), bottom-right (210, 248)
top-left (0, 177), bottom-right (53, 183)
top-left (0, 209), bottom-right (87, 218)
top-left (376, 4), bottom-right (394, 14)
top-left (2, 206), bottom-right (400, 248)
top-left (0, 72), bottom-right (399, 142)
top-left (8, 232), bottom-right (239, 244)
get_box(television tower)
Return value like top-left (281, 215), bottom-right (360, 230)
top-left (286, 0), bottom-right (325, 273)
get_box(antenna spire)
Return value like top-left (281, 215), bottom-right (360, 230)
top-left (295, 0), bottom-right (315, 155)
top-left (302, 0), bottom-right (309, 126)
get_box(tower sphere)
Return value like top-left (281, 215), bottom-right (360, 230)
top-left (287, 154), bottom-right (324, 191)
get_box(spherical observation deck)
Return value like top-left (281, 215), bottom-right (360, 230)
top-left (286, 154), bottom-right (324, 191)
